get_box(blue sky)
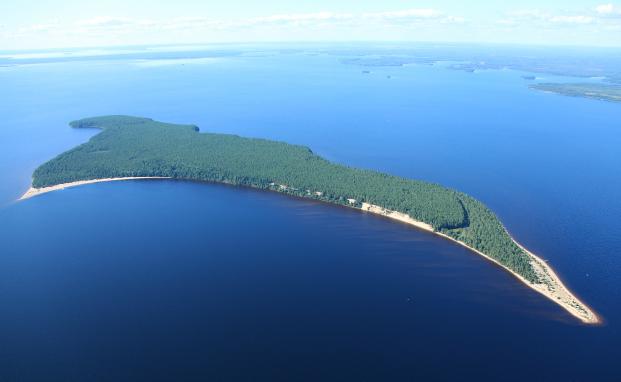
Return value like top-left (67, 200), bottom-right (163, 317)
top-left (1, 0), bottom-right (621, 50)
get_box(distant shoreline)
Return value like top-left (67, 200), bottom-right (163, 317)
top-left (19, 176), bottom-right (600, 325)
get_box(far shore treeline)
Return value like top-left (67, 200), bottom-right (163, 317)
top-left (33, 116), bottom-right (537, 281)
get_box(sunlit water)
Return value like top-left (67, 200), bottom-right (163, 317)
top-left (1, 46), bottom-right (620, 381)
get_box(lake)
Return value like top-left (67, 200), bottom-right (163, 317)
top-left (1, 44), bottom-right (620, 381)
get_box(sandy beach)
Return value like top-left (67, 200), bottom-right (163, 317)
top-left (359, 202), bottom-right (599, 324)
top-left (19, 177), bottom-right (599, 324)
top-left (19, 177), bottom-right (171, 200)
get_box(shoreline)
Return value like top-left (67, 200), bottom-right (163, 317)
top-left (358, 202), bottom-right (599, 325)
top-left (19, 177), bottom-right (171, 200)
top-left (19, 177), bottom-right (600, 324)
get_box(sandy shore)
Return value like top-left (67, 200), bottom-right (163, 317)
top-left (359, 202), bottom-right (599, 324)
top-left (19, 177), bottom-right (599, 324)
top-left (19, 177), bottom-right (171, 200)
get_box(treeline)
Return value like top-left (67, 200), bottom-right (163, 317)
top-left (33, 116), bottom-right (537, 282)
top-left (531, 83), bottom-right (621, 104)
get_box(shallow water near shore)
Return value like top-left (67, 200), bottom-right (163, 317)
top-left (1, 44), bottom-right (620, 380)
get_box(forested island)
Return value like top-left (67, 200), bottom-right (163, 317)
top-left (531, 83), bottom-right (621, 103)
top-left (24, 116), bottom-right (598, 324)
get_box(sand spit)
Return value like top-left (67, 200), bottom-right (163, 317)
top-left (19, 177), bottom-right (171, 200)
top-left (359, 202), bottom-right (599, 325)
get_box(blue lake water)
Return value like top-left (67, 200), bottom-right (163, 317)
top-left (1, 45), bottom-right (620, 380)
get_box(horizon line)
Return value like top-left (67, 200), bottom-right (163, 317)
top-left (3, 39), bottom-right (621, 54)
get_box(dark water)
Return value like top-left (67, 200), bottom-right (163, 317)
top-left (0, 181), bottom-right (606, 381)
top-left (1, 45), bottom-right (620, 380)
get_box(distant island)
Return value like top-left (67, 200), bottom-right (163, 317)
top-left (341, 52), bottom-right (621, 104)
top-left (22, 116), bottom-right (599, 324)
top-left (531, 83), bottom-right (621, 103)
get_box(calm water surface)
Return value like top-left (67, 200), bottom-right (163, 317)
top-left (0, 46), bottom-right (620, 380)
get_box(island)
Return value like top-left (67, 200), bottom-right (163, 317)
top-left (531, 83), bottom-right (621, 103)
top-left (340, 51), bottom-right (621, 103)
top-left (21, 116), bottom-right (599, 324)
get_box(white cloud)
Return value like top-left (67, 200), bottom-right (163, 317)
top-left (595, 3), bottom-right (621, 17)
top-left (15, 21), bottom-right (62, 36)
top-left (6, 6), bottom-right (620, 49)
top-left (78, 16), bottom-right (133, 27)
top-left (234, 9), bottom-right (463, 28)
top-left (549, 15), bottom-right (594, 24)
top-left (365, 9), bottom-right (439, 20)
top-left (596, 4), bottom-right (614, 14)
top-left (8, 8), bottom-right (466, 42)
top-left (362, 8), bottom-right (464, 24)
top-left (158, 17), bottom-right (219, 31)
top-left (509, 9), bottom-right (547, 20)
top-left (501, 6), bottom-right (621, 27)
top-left (254, 11), bottom-right (351, 24)
top-left (76, 16), bottom-right (158, 31)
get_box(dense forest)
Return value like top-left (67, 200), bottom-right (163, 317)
top-left (33, 116), bottom-right (538, 282)
top-left (531, 83), bottom-right (621, 103)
